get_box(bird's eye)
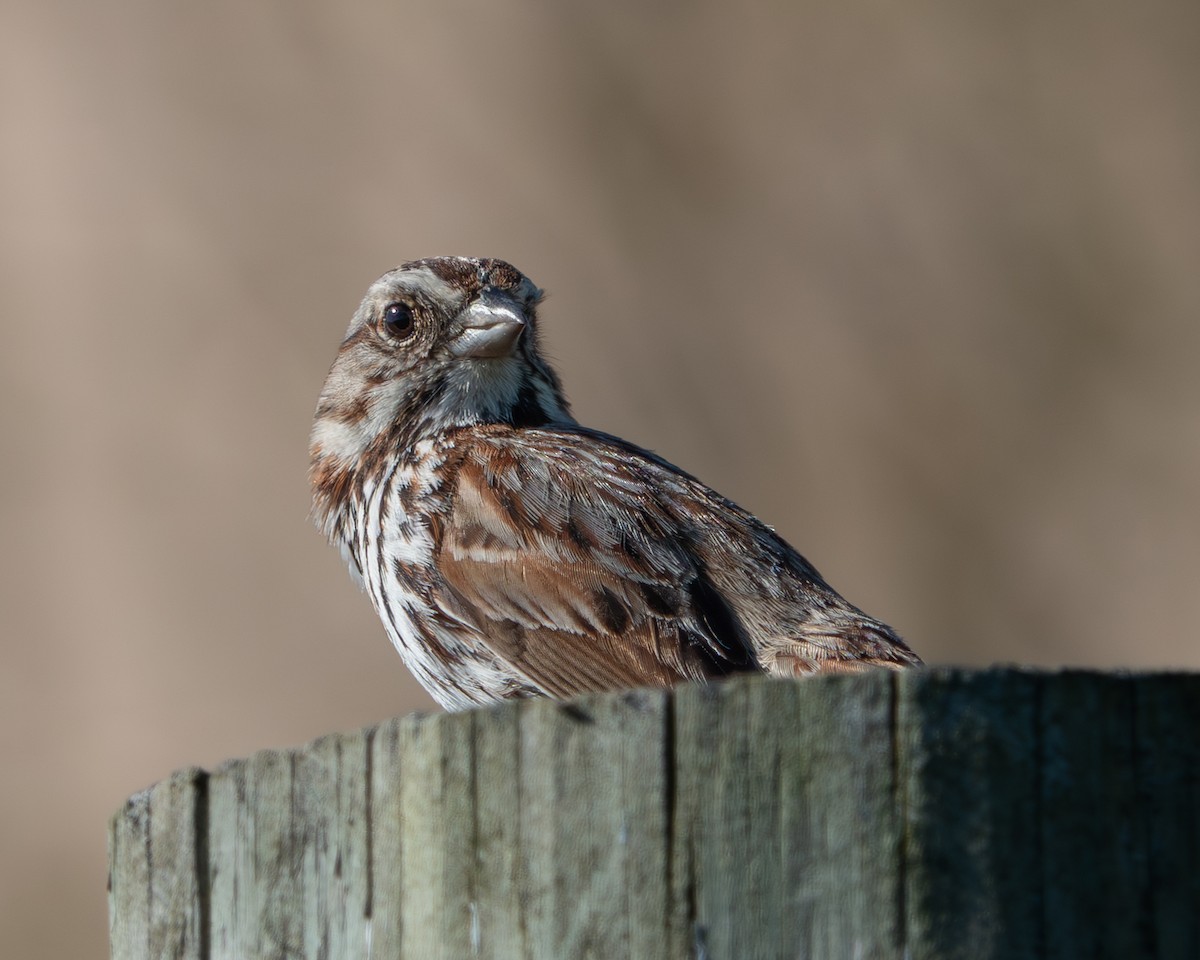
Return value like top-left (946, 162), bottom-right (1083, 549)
top-left (382, 302), bottom-right (416, 339)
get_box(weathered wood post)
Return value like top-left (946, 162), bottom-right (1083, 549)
top-left (108, 669), bottom-right (1200, 959)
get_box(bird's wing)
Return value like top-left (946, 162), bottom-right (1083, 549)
top-left (430, 427), bottom-right (918, 699)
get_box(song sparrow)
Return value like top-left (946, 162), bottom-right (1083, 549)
top-left (311, 257), bottom-right (920, 710)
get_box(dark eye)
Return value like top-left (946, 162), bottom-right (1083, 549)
top-left (382, 302), bottom-right (415, 339)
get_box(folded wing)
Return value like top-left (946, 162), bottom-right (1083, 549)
top-left (431, 427), bottom-right (919, 698)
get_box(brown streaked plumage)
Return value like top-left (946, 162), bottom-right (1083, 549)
top-left (311, 256), bottom-right (921, 710)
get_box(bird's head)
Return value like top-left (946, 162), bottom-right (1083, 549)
top-left (310, 257), bottom-right (572, 527)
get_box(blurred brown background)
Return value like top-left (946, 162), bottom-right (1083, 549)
top-left (3, 0), bottom-right (1198, 955)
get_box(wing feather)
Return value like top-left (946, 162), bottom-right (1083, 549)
top-left (431, 426), bottom-right (918, 698)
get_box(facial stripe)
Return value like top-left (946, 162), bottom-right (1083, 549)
top-left (370, 264), bottom-right (462, 308)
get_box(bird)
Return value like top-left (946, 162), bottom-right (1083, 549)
top-left (311, 257), bottom-right (921, 710)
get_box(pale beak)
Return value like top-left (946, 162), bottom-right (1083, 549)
top-left (448, 297), bottom-right (527, 359)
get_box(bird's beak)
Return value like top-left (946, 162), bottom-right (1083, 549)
top-left (448, 296), bottom-right (527, 359)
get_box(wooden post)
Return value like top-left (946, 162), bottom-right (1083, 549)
top-left (108, 669), bottom-right (1200, 959)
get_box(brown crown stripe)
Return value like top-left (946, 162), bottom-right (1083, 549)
top-left (402, 257), bottom-right (527, 297)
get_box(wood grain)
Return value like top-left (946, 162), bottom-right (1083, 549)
top-left (109, 670), bottom-right (1200, 959)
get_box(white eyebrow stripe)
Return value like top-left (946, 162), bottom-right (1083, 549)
top-left (372, 265), bottom-right (461, 304)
